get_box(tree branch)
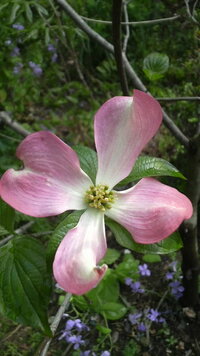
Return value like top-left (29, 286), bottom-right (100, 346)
top-left (54, 0), bottom-right (190, 148)
top-left (38, 293), bottom-right (71, 356)
top-left (184, 0), bottom-right (199, 24)
top-left (112, 0), bottom-right (129, 95)
top-left (80, 14), bottom-right (181, 26)
top-left (0, 111), bottom-right (31, 137)
top-left (0, 221), bottom-right (34, 247)
top-left (122, 0), bottom-right (130, 53)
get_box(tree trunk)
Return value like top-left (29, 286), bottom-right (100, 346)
top-left (181, 136), bottom-right (200, 306)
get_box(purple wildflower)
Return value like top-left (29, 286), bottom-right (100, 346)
top-left (75, 319), bottom-right (89, 331)
top-left (33, 66), bottom-right (43, 76)
top-left (169, 280), bottom-right (184, 299)
top-left (47, 44), bottom-right (56, 52)
top-left (51, 52), bottom-right (58, 62)
top-left (58, 329), bottom-right (71, 341)
top-left (131, 281), bottom-right (144, 294)
top-left (80, 351), bottom-right (91, 356)
top-left (101, 352), bottom-right (110, 356)
top-left (147, 308), bottom-right (160, 322)
top-left (13, 63), bottom-right (23, 74)
top-left (138, 264), bottom-right (151, 276)
top-left (65, 319), bottom-right (75, 330)
top-left (28, 61), bottom-right (43, 76)
top-left (138, 322), bottom-right (146, 332)
top-left (29, 61), bottom-right (36, 68)
top-left (68, 334), bottom-right (85, 350)
top-left (11, 46), bottom-right (20, 57)
top-left (158, 317), bottom-right (166, 323)
top-left (165, 272), bottom-right (174, 280)
top-left (12, 24), bottom-right (24, 30)
top-left (125, 277), bottom-right (133, 286)
top-left (128, 312), bottom-right (142, 325)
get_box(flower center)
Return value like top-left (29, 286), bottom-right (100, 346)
top-left (85, 185), bottom-right (115, 212)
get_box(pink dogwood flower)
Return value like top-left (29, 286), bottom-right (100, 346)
top-left (0, 90), bottom-right (192, 295)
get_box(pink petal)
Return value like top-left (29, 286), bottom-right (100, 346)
top-left (106, 178), bottom-right (193, 244)
top-left (95, 90), bottom-right (162, 188)
top-left (53, 209), bottom-right (107, 295)
top-left (0, 131), bottom-right (92, 217)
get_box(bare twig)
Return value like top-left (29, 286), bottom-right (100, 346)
top-left (55, 0), bottom-right (190, 148)
top-left (112, 0), bottom-right (129, 95)
top-left (122, 0), bottom-right (130, 53)
top-left (81, 14), bottom-right (181, 26)
top-left (1, 325), bottom-right (23, 343)
top-left (157, 96), bottom-right (200, 102)
top-left (193, 0), bottom-right (199, 16)
top-left (0, 221), bottom-right (34, 247)
top-left (184, 0), bottom-right (199, 24)
top-left (0, 111), bottom-right (31, 137)
top-left (39, 293), bottom-right (71, 356)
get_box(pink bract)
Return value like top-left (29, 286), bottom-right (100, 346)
top-left (0, 90), bottom-right (193, 295)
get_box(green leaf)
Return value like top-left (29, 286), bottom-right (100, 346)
top-left (0, 226), bottom-right (9, 237)
top-left (0, 199), bottom-right (15, 233)
top-left (143, 52), bottom-right (169, 81)
top-left (86, 269), bottom-right (120, 310)
top-left (72, 295), bottom-right (89, 312)
top-left (96, 324), bottom-right (111, 334)
top-left (74, 145), bottom-right (97, 184)
top-left (10, 4), bottom-right (21, 23)
top-left (25, 29), bottom-right (39, 40)
top-left (0, 237), bottom-right (51, 335)
top-left (106, 218), bottom-right (183, 254)
top-left (100, 248), bottom-right (120, 265)
top-left (25, 3), bottom-right (33, 22)
top-left (100, 302), bottom-right (127, 320)
top-left (34, 3), bottom-right (49, 17)
top-left (46, 210), bottom-right (83, 268)
top-left (73, 270), bottom-right (120, 313)
top-left (142, 254), bottom-right (161, 263)
top-left (0, 3), bottom-right (9, 12)
top-left (45, 28), bottom-right (50, 45)
top-left (117, 156), bottom-right (185, 187)
top-left (115, 254), bottom-right (139, 282)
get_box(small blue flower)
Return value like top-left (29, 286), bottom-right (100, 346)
top-left (65, 319), bottom-right (75, 330)
top-left (165, 272), bottom-right (174, 280)
top-left (128, 312), bottom-right (142, 325)
top-left (74, 318), bottom-right (90, 331)
top-left (137, 322), bottom-right (146, 332)
top-left (147, 308), bottom-right (160, 322)
top-left (131, 281), bottom-right (144, 294)
top-left (28, 61), bottom-right (43, 76)
top-left (12, 24), bottom-right (24, 30)
top-left (47, 43), bottom-right (56, 52)
top-left (33, 66), bottom-right (43, 76)
top-left (138, 264), bottom-right (151, 276)
top-left (11, 46), bottom-right (20, 57)
top-left (125, 277), bottom-right (132, 286)
top-left (101, 351), bottom-right (110, 356)
top-left (158, 317), bottom-right (166, 323)
top-left (67, 334), bottom-right (85, 350)
top-left (169, 280), bottom-right (184, 299)
top-left (80, 351), bottom-right (91, 356)
top-left (13, 62), bottom-right (23, 74)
